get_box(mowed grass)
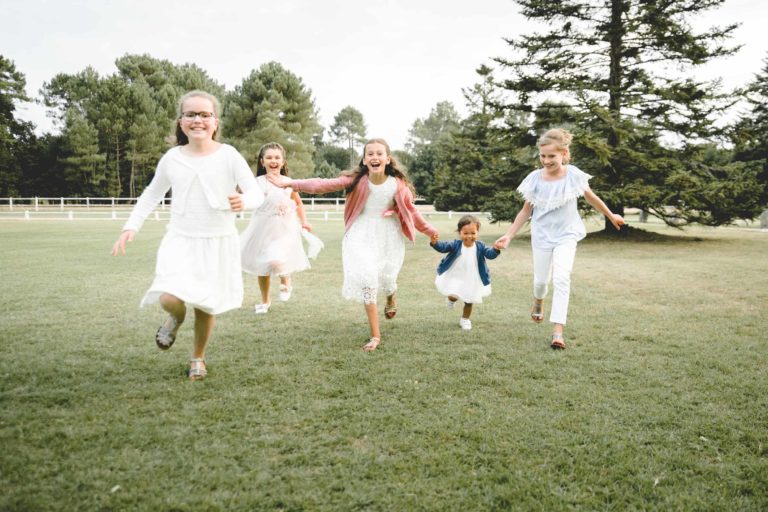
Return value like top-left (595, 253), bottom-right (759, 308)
top-left (0, 217), bottom-right (766, 511)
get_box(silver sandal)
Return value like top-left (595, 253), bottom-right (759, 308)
top-left (155, 315), bottom-right (181, 350)
top-left (187, 358), bottom-right (207, 380)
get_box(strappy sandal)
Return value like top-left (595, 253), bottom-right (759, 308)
top-left (384, 296), bottom-right (397, 319)
top-left (362, 337), bottom-right (381, 352)
top-left (187, 358), bottom-right (207, 380)
top-left (155, 315), bottom-right (181, 350)
top-left (531, 301), bottom-right (544, 324)
top-left (550, 333), bottom-right (566, 350)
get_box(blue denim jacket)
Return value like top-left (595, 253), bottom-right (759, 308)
top-left (431, 239), bottom-right (500, 286)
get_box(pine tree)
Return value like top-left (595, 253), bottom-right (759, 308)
top-left (496, 0), bottom-right (763, 232)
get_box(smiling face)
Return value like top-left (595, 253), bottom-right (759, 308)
top-left (538, 143), bottom-right (568, 174)
top-left (363, 142), bottom-right (391, 175)
top-left (179, 96), bottom-right (218, 144)
top-left (260, 148), bottom-right (285, 176)
top-left (459, 222), bottom-right (479, 247)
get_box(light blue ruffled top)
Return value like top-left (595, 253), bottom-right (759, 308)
top-left (517, 165), bottom-right (592, 249)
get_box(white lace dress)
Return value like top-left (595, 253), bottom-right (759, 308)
top-left (240, 175), bottom-right (311, 277)
top-left (341, 176), bottom-right (404, 304)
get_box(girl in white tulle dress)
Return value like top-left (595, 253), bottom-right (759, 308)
top-left (111, 91), bottom-right (264, 380)
top-left (268, 139), bottom-right (438, 352)
top-left (431, 215), bottom-right (500, 331)
top-left (240, 142), bottom-right (322, 314)
top-left (495, 128), bottom-right (625, 350)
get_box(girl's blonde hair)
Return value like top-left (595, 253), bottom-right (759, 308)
top-left (173, 90), bottom-right (222, 145)
top-left (537, 128), bottom-right (572, 165)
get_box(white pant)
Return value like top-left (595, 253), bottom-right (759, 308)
top-left (532, 241), bottom-right (577, 325)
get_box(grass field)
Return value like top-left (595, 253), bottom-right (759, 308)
top-left (1, 217), bottom-right (766, 511)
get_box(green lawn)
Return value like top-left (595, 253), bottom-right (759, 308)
top-left (1, 218), bottom-right (766, 511)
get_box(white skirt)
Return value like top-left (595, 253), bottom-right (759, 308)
top-left (341, 215), bottom-right (404, 304)
top-left (140, 229), bottom-right (243, 315)
top-left (434, 250), bottom-right (491, 304)
top-left (240, 212), bottom-right (311, 277)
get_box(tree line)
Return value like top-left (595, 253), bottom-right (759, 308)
top-left (1, 0), bottom-right (767, 233)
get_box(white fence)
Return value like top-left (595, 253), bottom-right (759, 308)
top-left (0, 196), bottom-right (487, 222)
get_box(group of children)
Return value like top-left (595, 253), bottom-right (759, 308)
top-left (112, 90), bottom-right (625, 380)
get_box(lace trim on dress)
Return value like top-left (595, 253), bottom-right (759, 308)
top-left (517, 165), bottom-right (592, 212)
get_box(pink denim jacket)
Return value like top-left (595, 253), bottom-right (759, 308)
top-left (290, 174), bottom-right (438, 242)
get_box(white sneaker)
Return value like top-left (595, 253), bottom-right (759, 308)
top-left (279, 285), bottom-right (293, 302)
top-left (254, 303), bottom-right (270, 314)
top-left (445, 297), bottom-right (456, 309)
top-left (459, 318), bottom-right (472, 330)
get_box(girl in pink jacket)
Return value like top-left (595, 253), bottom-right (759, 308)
top-left (269, 138), bottom-right (438, 351)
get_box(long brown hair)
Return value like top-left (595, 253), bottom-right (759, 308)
top-left (255, 142), bottom-right (290, 177)
top-left (344, 138), bottom-right (415, 195)
top-left (172, 90), bottom-right (222, 146)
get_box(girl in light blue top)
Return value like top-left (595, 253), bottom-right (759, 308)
top-left (495, 128), bottom-right (625, 350)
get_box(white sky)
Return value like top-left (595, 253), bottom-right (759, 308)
top-left (2, 0), bottom-right (766, 151)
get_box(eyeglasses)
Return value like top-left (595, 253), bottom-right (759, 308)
top-left (181, 111), bottom-right (216, 121)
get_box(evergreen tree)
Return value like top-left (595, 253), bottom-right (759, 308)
top-left (0, 55), bottom-right (35, 196)
top-left (224, 62), bottom-right (321, 177)
top-left (329, 106), bottom-right (366, 168)
top-left (496, 0), bottom-right (763, 232)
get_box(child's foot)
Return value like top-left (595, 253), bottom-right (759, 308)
top-left (550, 333), bottom-right (566, 350)
top-left (279, 284), bottom-right (292, 302)
top-left (254, 302), bottom-right (270, 314)
top-left (531, 300), bottom-right (544, 324)
top-left (445, 296), bottom-right (458, 309)
top-left (187, 358), bottom-right (207, 380)
top-left (384, 295), bottom-right (397, 319)
top-left (155, 315), bottom-right (182, 350)
top-left (362, 337), bottom-right (381, 352)
top-left (459, 318), bottom-right (472, 330)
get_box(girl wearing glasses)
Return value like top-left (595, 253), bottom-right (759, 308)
top-left (111, 90), bottom-right (264, 380)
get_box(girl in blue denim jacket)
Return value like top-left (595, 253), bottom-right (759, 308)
top-left (430, 215), bottom-right (500, 331)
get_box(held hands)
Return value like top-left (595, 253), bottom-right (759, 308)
top-left (228, 193), bottom-right (244, 212)
top-left (430, 233), bottom-right (439, 245)
top-left (302, 222), bottom-right (313, 232)
top-left (111, 230), bottom-right (136, 256)
top-left (267, 174), bottom-right (293, 188)
top-left (609, 214), bottom-right (626, 231)
top-left (493, 235), bottom-right (511, 250)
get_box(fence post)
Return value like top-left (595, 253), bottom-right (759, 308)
top-left (9, 197), bottom-right (12, 210)
top-left (24, 210), bottom-right (29, 220)
top-left (35, 197), bottom-right (39, 211)
top-left (448, 211), bottom-right (453, 219)
top-left (324, 211), bottom-right (328, 221)
top-left (60, 197), bottom-right (65, 211)
top-left (86, 197), bottom-right (90, 209)
top-left (68, 211), bottom-right (74, 220)
top-left (112, 210), bottom-right (117, 220)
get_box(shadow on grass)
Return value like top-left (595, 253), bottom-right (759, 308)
top-left (583, 225), bottom-right (705, 243)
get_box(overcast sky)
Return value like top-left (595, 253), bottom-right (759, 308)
top-left (3, 0), bottom-right (767, 150)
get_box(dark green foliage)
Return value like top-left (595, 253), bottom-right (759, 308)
top-left (0, 55), bottom-right (34, 196)
top-left (224, 62), bottom-right (321, 178)
top-left (494, 0), bottom-right (765, 230)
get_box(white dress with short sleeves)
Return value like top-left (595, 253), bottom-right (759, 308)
top-left (240, 175), bottom-right (311, 277)
top-left (517, 165), bottom-right (592, 250)
top-left (341, 176), bottom-right (404, 304)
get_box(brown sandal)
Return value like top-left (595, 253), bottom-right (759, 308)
top-left (531, 301), bottom-right (544, 324)
top-left (550, 333), bottom-right (566, 350)
top-left (362, 337), bottom-right (381, 352)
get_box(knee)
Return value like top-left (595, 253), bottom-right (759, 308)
top-left (552, 273), bottom-right (571, 291)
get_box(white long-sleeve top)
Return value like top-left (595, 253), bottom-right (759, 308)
top-left (123, 144), bottom-right (263, 237)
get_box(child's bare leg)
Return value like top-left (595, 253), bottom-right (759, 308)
top-left (462, 302), bottom-right (473, 319)
top-left (257, 275), bottom-right (271, 304)
top-left (159, 293), bottom-right (186, 324)
top-left (363, 303), bottom-right (381, 351)
top-left (192, 308), bottom-right (215, 360)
